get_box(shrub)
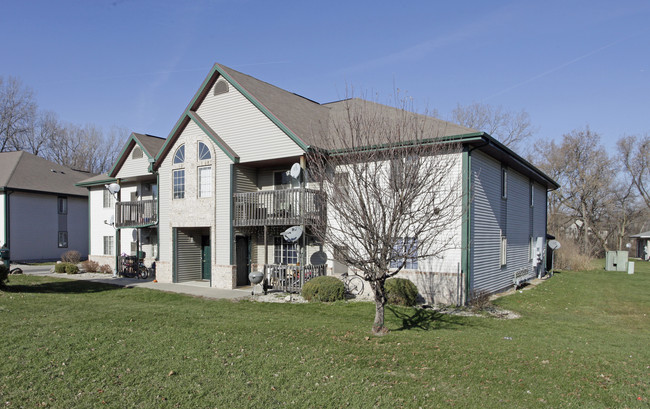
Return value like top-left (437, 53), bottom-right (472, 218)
top-left (385, 278), bottom-right (419, 306)
top-left (469, 289), bottom-right (493, 312)
top-left (81, 260), bottom-right (100, 273)
top-left (55, 262), bottom-right (79, 274)
top-left (99, 264), bottom-right (113, 274)
top-left (302, 276), bottom-right (345, 302)
top-left (0, 264), bottom-right (9, 288)
top-left (61, 250), bottom-right (81, 264)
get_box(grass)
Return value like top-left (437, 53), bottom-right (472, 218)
top-left (1, 263), bottom-right (649, 408)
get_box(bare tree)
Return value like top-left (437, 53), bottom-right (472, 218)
top-left (618, 134), bottom-right (650, 210)
top-left (451, 102), bottom-right (534, 151)
top-left (43, 123), bottom-right (125, 174)
top-left (535, 127), bottom-right (615, 256)
top-left (309, 97), bottom-right (463, 335)
top-left (0, 76), bottom-right (37, 152)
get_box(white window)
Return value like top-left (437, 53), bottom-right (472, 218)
top-left (58, 231), bottom-right (68, 248)
top-left (103, 189), bottom-right (114, 208)
top-left (274, 237), bottom-right (298, 264)
top-left (103, 236), bottom-right (114, 256)
top-left (173, 145), bottom-right (185, 164)
top-left (530, 181), bottom-right (534, 207)
top-left (501, 168), bottom-right (508, 199)
top-left (198, 166), bottom-right (212, 198)
top-left (132, 147), bottom-right (143, 159)
top-left (390, 237), bottom-right (419, 270)
top-left (500, 234), bottom-right (507, 266)
top-left (173, 169), bottom-right (185, 199)
top-left (198, 142), bottom-right (212, 160)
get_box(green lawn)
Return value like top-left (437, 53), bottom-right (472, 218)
top-left (1, 263), bottom-right (649, 408)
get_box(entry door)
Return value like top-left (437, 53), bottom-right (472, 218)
top-left (201, 235), bottom-right (211, 280)
top-left (236, 236), bottom-right (250, 286)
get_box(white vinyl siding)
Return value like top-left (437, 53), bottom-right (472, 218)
top-left (116, 146), bottom-right (152, 179)
top-left (196, 76), bottom-right (304, 162)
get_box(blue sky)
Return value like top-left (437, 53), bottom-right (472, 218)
top-left (2, 0), bottom-right (649, 151)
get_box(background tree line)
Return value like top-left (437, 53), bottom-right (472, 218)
top-left (0, 76), bottom-right (125, 174)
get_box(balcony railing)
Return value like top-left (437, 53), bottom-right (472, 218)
top-left (115, 199), bottom-right (157, 228)
top-left (233, 188), bottom-right (325, 227)
top-left (263, 264), bottom-right (327, 293)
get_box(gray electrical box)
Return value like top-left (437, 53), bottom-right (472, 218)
top-left (605, 251), bottom-right (628, 272)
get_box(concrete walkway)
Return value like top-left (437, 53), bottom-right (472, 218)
top-left (10, 263), bottom-right (254, 300)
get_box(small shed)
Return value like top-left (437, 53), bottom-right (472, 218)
top-left (629, 231), bottom-right (650, 260)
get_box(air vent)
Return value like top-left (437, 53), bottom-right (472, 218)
top-left (213, 80), bottom-right (229, 96)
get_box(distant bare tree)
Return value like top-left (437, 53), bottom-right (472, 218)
top-left (44, 123), bottom-right (125, 174)
top-left (535, 127), bottom-right (615, 256)
top-left (309, 97), bottom-right (463, 335)
top-left (452, 102), bottom-right (534, 151)
top-left (618, 134), bottom-right (650, 210)
top-left (0, 76), bottom-right (37, 152)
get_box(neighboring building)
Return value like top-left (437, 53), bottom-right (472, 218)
top-left (0, 151), bottom-right (91, 262)
top-left (77, 133), bottom-right (165, 271)
top-left (81, 63), bottom-right (558, 304)
top-left (629, 231), bottom-right (650, 260)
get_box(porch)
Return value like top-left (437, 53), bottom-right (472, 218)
top-left (232, 189), bottom-right (324, 227)
top-left (115, 199), bottom-right (158, 228)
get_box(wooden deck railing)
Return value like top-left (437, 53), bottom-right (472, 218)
top-left (263, 264), bottom-right (327, 293)
top-left (115, 199), bottom-right (157, 228)
top-left (233, 189), bottom-right (325, 227)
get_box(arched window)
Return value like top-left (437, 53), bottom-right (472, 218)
top-left (173, 145), bottom-right (185, 164)
top-left (198, 142), bottom-right (211, 160)
top-left (132, 146), bottom-right (143, 159)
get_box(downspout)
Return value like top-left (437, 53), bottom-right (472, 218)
top-left (3, 190), bottom-right (11, 249)
top-left (156, 171), bottom-right (160, 261)
top-left (462, 137), bottom-right (490, 305)
top-left (114, 180), bottom-right (121, 274)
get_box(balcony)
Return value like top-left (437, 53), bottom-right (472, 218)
top-left (115, 199), bottom-right (158, 228)
top-left (233, 188), bottom-right (325, 227)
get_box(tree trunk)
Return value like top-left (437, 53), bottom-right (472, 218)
top-left (371, 280), bottom-right (389, 336)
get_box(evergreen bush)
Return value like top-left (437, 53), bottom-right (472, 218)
top-left (302, 276), bottom-right (345, 302)
top-left (385, 278), bottom-right (419, 306)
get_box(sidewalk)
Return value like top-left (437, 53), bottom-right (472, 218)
top-left (11, 263), bottom-right (254, 300)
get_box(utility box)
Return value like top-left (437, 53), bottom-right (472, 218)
top-left (605, 251), bottom-right (628, 272)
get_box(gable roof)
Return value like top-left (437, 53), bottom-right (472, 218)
top-left (0, 151), bottom-right (92, 196)
top-left (109, 132), bottom-right (165, 177)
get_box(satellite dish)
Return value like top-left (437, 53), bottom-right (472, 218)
top-left (548, 240), bottom-right (561, 250)
top-left (290, 163), bottom-right (302, 179)
top-left (107, 183), bottom-right (121, 194)
top-left (626, 243), bottom-right (632, 249)
top-left (281, 226), bottom-right (303, 243)
top-left (310, 251), bottom-right (327, 265)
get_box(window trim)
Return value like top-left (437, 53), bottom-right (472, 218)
top-left (172, 169), bottom-right (185, 199)
top-left (501, 168), bottom-right (508, 199)
top-left (500, 233), bottom-right (507, 266)
top-left (132, 146), bottom-right (143, 159)
top-left (530, 180), bottom-right (534, 207)
top-left (103, 235), bottom-right (114, 256)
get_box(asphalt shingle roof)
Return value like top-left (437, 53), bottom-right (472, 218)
top-left (0, 151), bottom-right (92, 196)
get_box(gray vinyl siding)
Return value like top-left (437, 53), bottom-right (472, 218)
top-left (470, 152), bottom-right (502, 292)
top-left (505, 170), bottom-right (531, 274)
top-left (471, 150), bottom-right (547, 294)
top-left (196, 77), bottom-right (304, 162)
top-left (175, 229), bottom-right (201, 282)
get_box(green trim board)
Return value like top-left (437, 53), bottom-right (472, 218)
top-left (75, 177), bottom-right (117, 187)
top-left (461, 147), bottom-right (470, 305)
top-left (3, 191), bottom-right (9, 248)
top-left (229, 164), bottom-right (234, 266)
top-left (187, 111), bottom-right (240, 163)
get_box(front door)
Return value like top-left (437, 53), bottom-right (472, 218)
top-left (236, 236), bottom-right (250, 286)
top-left (201, 235), bottom-right (211, 280)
